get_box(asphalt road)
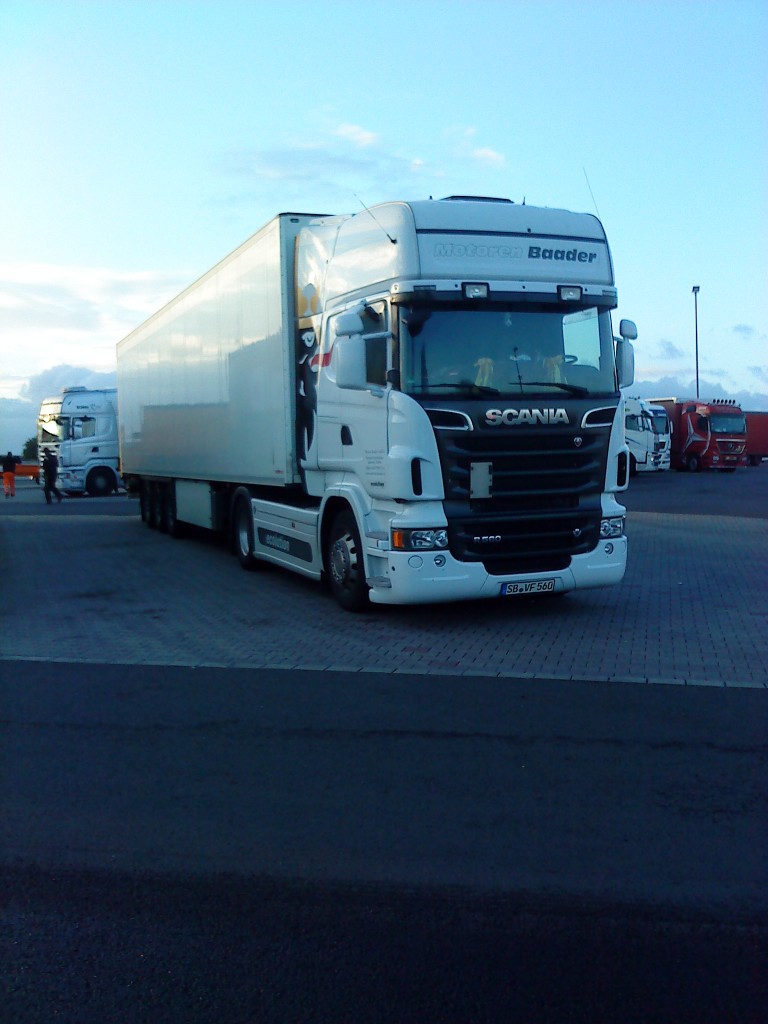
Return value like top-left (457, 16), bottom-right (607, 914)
top-left (1, 470), bottom-right (767, 1022)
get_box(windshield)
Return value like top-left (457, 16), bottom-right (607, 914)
top-left (626, 413), bottom-right (652, 432)
top-left (399, 304), bottom-right (617, 398)
top-left (710, 413), bottom-right (746, 435)
top-left (649, 411), bottom-right (669, 435)
top-left (38, 414), bottom-right (68, 444)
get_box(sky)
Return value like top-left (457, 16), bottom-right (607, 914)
top-left (1, 0), bottom-right (767, 452)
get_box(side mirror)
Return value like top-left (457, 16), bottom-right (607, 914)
top-left (334, 311), bottom-right (365, 338)
top-left (335, 335), bottom-right (367, 390)
top-left (616, 338), bottom-right (635, 388)
top-left (619, 319), bottom-right (638, 341)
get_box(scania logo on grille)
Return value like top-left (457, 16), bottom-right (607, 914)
top-left (485, 408), bottom-right (570, 426)
top-left (574, 436), bottom-right (583, 447)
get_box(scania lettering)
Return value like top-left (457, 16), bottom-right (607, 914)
top-left (117, 196), bottom-right (636, 610)
top-left (486, 408), bottom-right (570, 426)
top-left (37, 386), bottom-right (121, 496)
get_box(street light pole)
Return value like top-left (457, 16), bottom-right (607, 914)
top-left (692, 285), bottom-right (700, 398)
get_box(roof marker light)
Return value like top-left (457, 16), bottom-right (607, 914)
top-left (558, 286), bottom-right (582, 301)
top-left (463, 283), bottom-right (489, 299)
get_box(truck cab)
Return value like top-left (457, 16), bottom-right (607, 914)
top-left (651, 397), bottom-right (747, 472)
top-left (296, 198), bottom-right (636, 606)
top-left (37, 387), bottom-right (121, 495)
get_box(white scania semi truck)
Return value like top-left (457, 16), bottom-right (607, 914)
top-left (37, 386), bottom-right (121, 496)
top-left (117, 196), bottom-right (636, 610)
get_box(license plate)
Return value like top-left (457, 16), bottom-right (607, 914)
top-left (501, 579), bottom-right (556, 596)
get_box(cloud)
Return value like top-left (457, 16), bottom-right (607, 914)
top-left (219, 122), bottom-right (511, 212)
top-left (733, 324), bottom-right (756, 338)
top-left (334, 124), bottom-right (379, 148)
top-left (221, 136), bottom-right (432, 211)
top-left (19, 365), bottom-right (117, 406)
top-left (0, 264), bottom-right (188, 389)
top-left (0, 366), bottom-right (118, 455)
top-left (471, 147), bottom-right (505, 166)
top-left (631, 376), bottom-right (768, 411)
top-left (658, 339), bottom-right (686, 360)
top-left (0, 397), bottom-right (38, 455)
top-left (748, 365), bottom-right (768, 385)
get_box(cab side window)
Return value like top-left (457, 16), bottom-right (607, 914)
top-left (73, 417), bottom-right (96, 439)
top-left (362, 302), bottom-right (389, 386)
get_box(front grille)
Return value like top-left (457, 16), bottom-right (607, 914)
top-left (426, 406), bottom-right (614, 575)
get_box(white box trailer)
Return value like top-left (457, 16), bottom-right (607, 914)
top-left (119, 214), bottom-right (311, 488)
top-left (118, 197), bottom-right (636, 610)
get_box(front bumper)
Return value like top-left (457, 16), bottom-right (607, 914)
top-left (366, 536), bottom-right (627, 605)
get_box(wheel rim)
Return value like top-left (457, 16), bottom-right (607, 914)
top-left (331, 532), bottom-right (358, 591)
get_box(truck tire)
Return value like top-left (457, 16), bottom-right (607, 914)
top-left (86, 467), bottom-right (114, 497)
top-left (146, 483), bottom-right (161, 529)
top-left (161, 483), bottom-right (184, 538)
top-left (234, 493), bottom-right (258, 570)
top-left (139, 483), bottom-right (149, 523)
top-left (326, 510), bottom-right (369, 612)
top-left (687, 454), bottom-right (701, 472)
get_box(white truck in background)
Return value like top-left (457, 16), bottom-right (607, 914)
top-left (37, 386), bottom-right (121, 496)
top-left (117, 196), bottom-right (636, 610)
top-left (646, 402), bottom-right (671, 470)
top-left (623, 395), bottom-right (670, 473)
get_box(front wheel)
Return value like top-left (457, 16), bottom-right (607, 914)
top-left (687, 454), bottom-right (701, 472)
top-left (325, 510), bottom-right (369, 612)
top-left (86, 467), bottom-right (115, 497)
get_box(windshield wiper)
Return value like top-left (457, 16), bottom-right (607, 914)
top-left (509, 380), bottom-right (589, 396)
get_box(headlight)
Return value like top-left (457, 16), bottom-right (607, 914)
top-left (392, 527), bottom-right (449, 551)
top-left (599, 517), bottom-right (624, 539)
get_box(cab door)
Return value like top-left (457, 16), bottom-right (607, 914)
top-left (317, 302), bottom-right (392, 492)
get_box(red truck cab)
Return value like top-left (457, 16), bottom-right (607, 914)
top-left (651, 398), bottom-right (748, 472)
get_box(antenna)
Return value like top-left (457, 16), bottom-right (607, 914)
top-left (582, 168), bottom-right (601, 219)
top-left (353, 193), bottom-right (397, 244)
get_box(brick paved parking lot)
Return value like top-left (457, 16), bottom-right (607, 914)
top-left (1, 472), bottom-right (766, 688)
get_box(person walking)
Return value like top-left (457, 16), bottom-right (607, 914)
top-left (2, 451), bottom-right (17, 498)
top-left (42, 448), bottom-right (63, 504)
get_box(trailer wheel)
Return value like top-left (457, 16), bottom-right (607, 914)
top-left (326, 510), bottom-right (369, 612)
top-left (234, 493), bottom-right (258, 570)
top-left (147, 483), bottom-right (162, 529)
top-left (687, 454), bottom-right (701, 472)
top-left (86, 467), bottom-right (114, 497)
top-left (162, 483), bottom-right (184, 538)
top-left (139, 483), bottom-right (149, 522)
